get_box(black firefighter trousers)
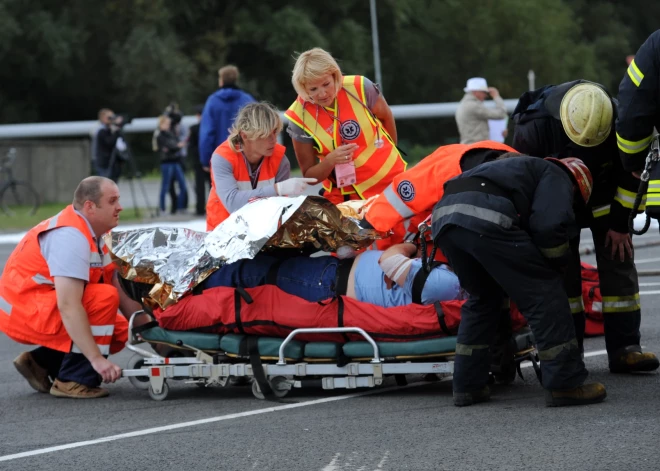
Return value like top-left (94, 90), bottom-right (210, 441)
top-left (565, 214), bottom-right (641, 357)
top-left (437, 226), bottom-right (588, 393)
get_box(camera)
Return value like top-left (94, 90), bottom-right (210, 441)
top-left (110, 113), bottom-right (133, 128)
top-left (164, 102), bottom-right (182, 126)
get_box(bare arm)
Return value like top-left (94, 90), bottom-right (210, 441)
top-left (293, 140), bottom-right (358, 182)
top-left (54, 277), bottom-right (122, 383)
top-left (371, 94), bottom-right (398, 144)
top-left (378, 243), bottom-right (417, 287)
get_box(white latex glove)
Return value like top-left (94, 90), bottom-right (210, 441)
top-left (275, 177), bottom-right (317, 196)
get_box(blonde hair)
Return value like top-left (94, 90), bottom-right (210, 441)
top-left (227, 102), bottom-right (283, 152)
top-left (291, 48), bottom-right (342, 100)
top-left (219, 65), bottom-right (239, 86)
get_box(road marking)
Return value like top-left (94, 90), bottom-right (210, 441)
top-left (633, 257), bottom-right (660, 264)
top-left (0, 350), bottom-right (608, 463)
top-left (641, 290), bottom-right (660, 296)
top-left (639, 282), bottom-right (660, 286)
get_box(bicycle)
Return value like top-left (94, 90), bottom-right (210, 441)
top-left (0, 147), bottom-right (41, 217)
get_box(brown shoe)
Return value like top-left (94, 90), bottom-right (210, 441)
top-left (609, 347), bottom-right (660, 373)
top-left (545, 382), bottom-right (606, 407)
top-left (50, 379), bottom-right (109, 399)
top-left (13, 351), bottom-right (52, 393)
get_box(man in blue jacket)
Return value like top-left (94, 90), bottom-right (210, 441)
top-left (199, 65), bottom-right (256, 169)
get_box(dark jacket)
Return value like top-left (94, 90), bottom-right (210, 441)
top-left (199, 85), bottom-right (255, 167)
top-left (156, 130), bottom-right (182, 163)
top-left (188, 123), bottom-right (200, 163)
top-left (431, 157), bottom-right (579, 263)
top-left (616, 29), bottom-right (660, 172)
top-left (95, 125), bottom-right (120, 169)
top-left (511, 79), bottom-right (640, 233)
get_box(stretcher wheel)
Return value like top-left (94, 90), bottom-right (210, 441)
top-left (148, 382), bottom-right (169, 401)
top-left (493, 366), bottom-right (517, 385)
top-left (251, 376), bottom-right (290, 400)
top-left (127, 354), bottom-right (150, 390)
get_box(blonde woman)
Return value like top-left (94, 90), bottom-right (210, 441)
top-left (206, 102), bottom-right (315, 230)
top-left (285, 47), bottom-right (405, 207)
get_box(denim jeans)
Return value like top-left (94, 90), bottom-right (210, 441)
top-left (159, 162), bottom-right (188, 211)
top-left (202, 253), bottom-right (339, 302)
top-left (31, 346), bottom-right (101, 387)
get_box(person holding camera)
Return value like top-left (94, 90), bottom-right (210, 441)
top-left (95, 110), bottom-right (124, 182)
top-left (155, 114), bottom-right (188, 215)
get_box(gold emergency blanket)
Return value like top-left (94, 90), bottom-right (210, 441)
top-left (108, 196), bottom-right (386, 308)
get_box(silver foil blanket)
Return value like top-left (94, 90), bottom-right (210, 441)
top-left (108, 196), bottom-right (387, 309)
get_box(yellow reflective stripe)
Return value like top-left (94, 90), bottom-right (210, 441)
top-left (455, 343), bottom-right (489, 356)
top-left (568, 296), bottom-right (584, 314)
top-left (0, 295), bottom-right (12, 315)
top-left (647, 181), bottom-right (660, 191)
top-left (614, 187), bottom-right (646, 209)
top-left (602, 294), bottom-right (641, 313)
top-left (616, 132), bottom-right (654, 154)
top-left (538, 339), bottom-right (579, 361)
top-left (592, 204), bottom-right (610, 218)
top-left (627, 59), bottom-right (645, 87)
top-left (539, 241), bottom-right (569, 259)
top-left (355, 145), bottom-right (401, 197)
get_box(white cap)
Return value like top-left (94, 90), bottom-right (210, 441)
top-left (464, 77), bottom-right (489, 93)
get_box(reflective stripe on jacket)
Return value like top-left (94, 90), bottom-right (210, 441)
top-left (206, 141), bottom-right (286, 230)
top-left (285, 75), bottom-right (406, 200)
top-left (365, 141), bottom-right (516, 232)
top-left (0, 205), bottom-right (116, 346)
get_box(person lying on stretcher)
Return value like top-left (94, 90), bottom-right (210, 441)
top-left (124, 243), bottom-right (463, 308)
top-left (202, 243), bottom-right (462, 306)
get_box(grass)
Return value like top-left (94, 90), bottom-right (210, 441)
top-left (0, 203), bottom-right (148, 232)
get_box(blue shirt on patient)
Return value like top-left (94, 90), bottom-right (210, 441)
top-left (353, 250), bottom-right (461, 307)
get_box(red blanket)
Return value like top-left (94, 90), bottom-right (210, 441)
top-left (153, 285), bottom-right (528, 343)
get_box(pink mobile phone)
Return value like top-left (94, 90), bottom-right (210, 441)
top-left (335, 162), bottom-right (357, 188)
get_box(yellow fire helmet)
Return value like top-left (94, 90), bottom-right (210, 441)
top-left (559, 83), bottom-right (613, 147)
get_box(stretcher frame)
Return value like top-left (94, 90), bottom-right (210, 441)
top-left (121, 311), bottom-right (539, 401)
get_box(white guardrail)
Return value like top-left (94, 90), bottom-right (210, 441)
top-left (0, 99), bottom-right (519, 139)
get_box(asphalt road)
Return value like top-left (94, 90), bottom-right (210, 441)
top-left (1, 230), bottom-right (660, 470)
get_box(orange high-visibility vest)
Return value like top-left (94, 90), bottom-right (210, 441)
top-left (366, 141), bottom-right (517, 232)
top-left (0, 205), bottom-right (117, 351)
top-left (206, 140), bottom-right (286, 231)
top-left (285, 75), bottom-right (406, 203)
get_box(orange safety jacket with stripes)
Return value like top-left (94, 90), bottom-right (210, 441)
top-left (206, 141), bottom-right (286, 231)
top-left (365, 141), bottom-right (517, 233)
top-left (0, 205), bottom-right (117, 351)
top-left (285, 75), bottom-right (406, 203)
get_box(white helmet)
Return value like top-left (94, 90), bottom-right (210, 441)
top-left (559, 83), bottom-right (613, 147)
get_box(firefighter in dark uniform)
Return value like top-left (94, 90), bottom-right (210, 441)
top-left (431, 156), bottom-right (607, 407)
top-left (616, 30), bottom-right (660, 174)
top-left (511, 80), bottom-right (659, 374)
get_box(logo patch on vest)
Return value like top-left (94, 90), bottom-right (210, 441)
top-left (340, 120), bottom-right (361, 141)
top-left (397, 180), bottom-right (415, 202)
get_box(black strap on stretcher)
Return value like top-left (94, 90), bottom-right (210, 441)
top-left (433, 301), bottom-right (453, 336)
top-left (411, 261), bottom-right (442, 304)
top-left (239, 336), bottom-right (275, 400)
top-left (233, 287), bottom-right (253, 335)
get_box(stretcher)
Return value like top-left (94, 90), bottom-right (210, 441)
top-left (122, 311), bottom-right (539, 401)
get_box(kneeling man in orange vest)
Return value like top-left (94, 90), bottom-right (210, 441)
top-left (0, 177), bottom-right (142, 398)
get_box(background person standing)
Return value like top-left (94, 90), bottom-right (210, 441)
top-left (455, 77), bottom-right (508, 144)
